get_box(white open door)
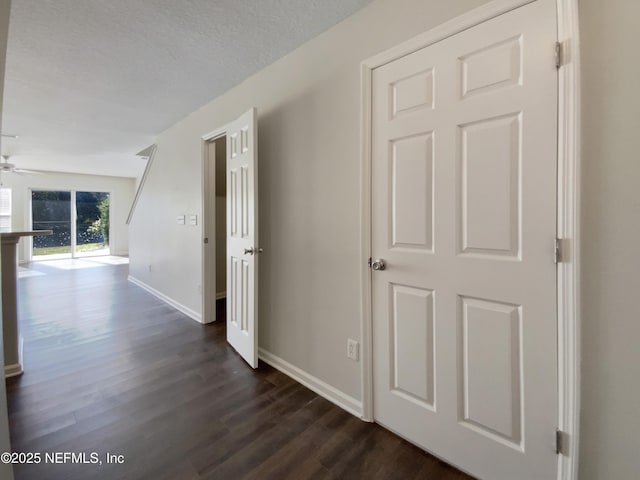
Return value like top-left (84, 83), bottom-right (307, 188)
top-left (226, 107), bottom-right (259, 368)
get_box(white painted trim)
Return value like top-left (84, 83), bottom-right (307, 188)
top-left (4, 363), bottom-right (22, 378)
top-left (4, 336), bottom-right (22, 378)
top-left (201, 128), bottom-right (227, 326)
top-left (128, 275), bottom-right (203, 323)
top-left (258, 348), bottom-right (363, 418)
top-left (359, 60), bottom-right (374, 422)
top-left (362, 0), bottom-right (534, 71)
top-left (70, 191), bottom-right (77, 256)
top-left (202, 137), bottom-right (215, 324)
top-left (202, 127), bottom-right (227, 143)
top-left (359, 1), bottom-right (580, 479)
top-left (126, 144), bottom-right (156, 225)
top-left (556, 1), bottom-right (581, 479)
top-left (215, 291), bottom-right (226, 300)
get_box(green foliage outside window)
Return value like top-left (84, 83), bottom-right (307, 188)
top-left (87, 197), bottom-right (109, 244)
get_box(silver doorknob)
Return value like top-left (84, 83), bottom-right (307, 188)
top-left (371, 259), bottom-right (386, 271)
top-left (244, 247), bottom-right (264, 255)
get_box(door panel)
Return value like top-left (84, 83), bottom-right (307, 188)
top-left (391, 284), bottom-right (435, 409)
top-left (460, 36), bottom-right (522, 99)
top-left (227, 107), bottom-right (259, 368)
top-left (371, 1), bottom-right (558, 479)
top-left (459, 296), bottom-right (522, 445)
top-left (460, 113), bottom-right (520, 257)
top-left (391, 134), bottom-right (434, 250)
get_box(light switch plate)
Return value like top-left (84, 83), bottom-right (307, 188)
top-left (177, 215), bottom-right (185, 225)
top-left (189, 215), bottom-right (198, 226)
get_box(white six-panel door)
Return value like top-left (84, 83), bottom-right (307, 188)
top-left (227, 107), bottom-right (259, 368)
top-left (371, 1), bottom-right (558, 479)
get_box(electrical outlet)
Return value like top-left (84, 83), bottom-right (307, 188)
top-left (347, 339), bottom-right (359, 361)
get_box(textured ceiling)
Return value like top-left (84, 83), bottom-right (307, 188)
top-left (1, 0), bottom-right (370, 177)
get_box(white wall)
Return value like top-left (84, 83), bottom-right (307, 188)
top-left (579, 0), bottom-right (640, 478)
top-left (2, 172), bottom-right (134, 261)
top-left (0, 0), bottom-right (14, 476)
top-left (129, 0), bottom-right (490, 401)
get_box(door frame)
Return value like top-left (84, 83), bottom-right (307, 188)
top-left (201, 126), bottom-right (227, 324)
top-left (358, 1), bottom-right (581, 479)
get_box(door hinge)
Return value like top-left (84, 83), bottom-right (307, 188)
top-left (554, 238), bottom-right (563, 264)
top-left (555, 41), bottom-right (565, 69)
top-left (556, 429), bottom-right (568, 455)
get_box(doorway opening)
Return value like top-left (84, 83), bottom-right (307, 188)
top-left (202, 135), bottom-right (227, 323)
top-left (201, 108), bottom-right (259, 367)
top-left (31, 190), bottom-right (111, 261)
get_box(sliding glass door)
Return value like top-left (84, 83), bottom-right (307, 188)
top-left (32, 191), bottom-right (72, 258)
top-left (75, 192), bottom-right (110, 257)
top-left (31, 190), bottom-right (110, 260)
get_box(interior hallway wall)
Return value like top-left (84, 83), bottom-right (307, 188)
top-left (126, 0), bottom-right (640, 476)
top-left (578, 0), bottom-right (640, 478)
top-left (128, 0), bottom-right (491, 401)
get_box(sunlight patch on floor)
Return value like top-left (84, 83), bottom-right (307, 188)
top-left (84, 256), bottom-right (129, 265)
top-left (18, 267), bottom-right (45, 278)
top-left (25, 256), bottom-right (130, 271)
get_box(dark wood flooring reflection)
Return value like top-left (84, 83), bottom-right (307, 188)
top-left (6, 259), bottom-right (472, 480)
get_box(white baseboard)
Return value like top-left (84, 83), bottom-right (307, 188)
top-left (216, 291), bottom-right (227, 300)
top-left (128, 275), bottom-right (202, 323)
top-left (4, 362), bottom-right (22, 378)
top-left (258, 348), bottom-right (363, 418)
top-left (6, 336), bottom-right (25, 377)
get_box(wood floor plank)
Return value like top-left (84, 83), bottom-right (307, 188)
top-left (6, 259), bottom-right (475, 480)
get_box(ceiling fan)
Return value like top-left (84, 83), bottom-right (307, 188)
top-left (0, 155), bottom-right (42, 175)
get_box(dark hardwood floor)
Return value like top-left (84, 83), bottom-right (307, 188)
top-left (6, 258), bottom-right (473, 480)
